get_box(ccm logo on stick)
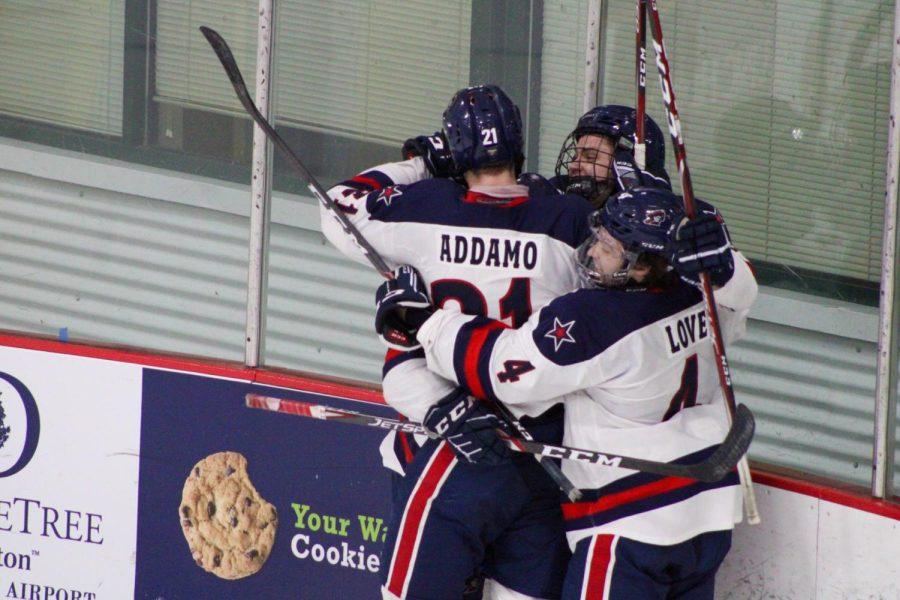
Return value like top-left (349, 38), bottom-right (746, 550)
top-left (541, 448), bottom-right (622, 467)
top-left (541, 447), bottom-right (622, 467)
top-left (651, 38), bottom-right (682, 145)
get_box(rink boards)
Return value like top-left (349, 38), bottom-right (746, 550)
top-left (0, 336), bottom-right (897, 599)
top-left (0, 341), bottom-right (390, 599)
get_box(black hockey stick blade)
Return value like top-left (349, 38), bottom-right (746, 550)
top-left (198, 26), bottom-right (250, 108)
top-left (640, 403), bottom-right (754, 482)
top-left (690, 403), bottom-right (755, 481)
top-left (503, 403), bottom-right (753, 483)
top-left (198, 26), bottom-right (392, 277)
top-left (623, 403), bottom-right (753, 482)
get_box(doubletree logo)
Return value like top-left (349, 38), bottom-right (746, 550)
top-left (0, 372), bottom-right (40, 478)
top-left (0, 393), bottom-right (10, 449)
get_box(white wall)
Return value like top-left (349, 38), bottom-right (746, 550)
top-left (718, 484), bottom-right (900, 599)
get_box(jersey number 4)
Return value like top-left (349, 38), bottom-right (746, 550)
top-left (497, 360), bottom-right (535, 383)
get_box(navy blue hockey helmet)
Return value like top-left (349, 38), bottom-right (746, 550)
top-left (442, 85), bottom-right (524, 175)
top-left (556, 105), bottom-right (668, 206)
top-left (574, 105), bottom-right (666, 173)
top-left (576, 186), bottom-right (683, 288)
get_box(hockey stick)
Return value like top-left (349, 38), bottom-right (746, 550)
top-left (646, 1), bottom-right (761, 524)
top-left (634, 0), bottom-right (648, 170)
top-left (199, 25), bottom-right (582, 500)
top-left (198, 26), bottom-right (392, 279)
top-left (246, 393), bottom-right (755, 483)
top-left (488, 400), bottom-right (582, 500)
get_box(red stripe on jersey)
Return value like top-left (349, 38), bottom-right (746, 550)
top-left (386, 443), bottom-right (456, 597)
top-left (398, 430), bottom-right (415, 464)
top-left (584, 535), bottom-right (615, 600)
top-left (745, 258), bottom-right (757, 277)
top-left (562, 476), bottom-right (697, 521)
top-left (463, 321), bottom-right (507, 399)
top-left (463, 190), bottom-right (529, 207)
top-left (351, 174), bottom-right (383, 190)
top-left (385, 348), bottom-right (403, 362)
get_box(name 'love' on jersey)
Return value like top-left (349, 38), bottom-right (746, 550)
top-left (417, 254), bottom-right (757, 546)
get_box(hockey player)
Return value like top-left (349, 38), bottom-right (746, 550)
top-left (558, 105), bottom-right (670, 191)
top-left (548, 104), bottom-right (671, 206)
top-left (321, 85), bottom-right (595, 599)
top-left (377, 187), bottom-right (757, 599)
top-left (379, 104), bottom-right (675, 481)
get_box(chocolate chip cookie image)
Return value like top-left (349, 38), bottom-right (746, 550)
top-left (179, 451), bottom-right (278, 579)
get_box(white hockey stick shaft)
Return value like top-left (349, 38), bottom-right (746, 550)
top-left (647, 0), bottom-right (760, 524)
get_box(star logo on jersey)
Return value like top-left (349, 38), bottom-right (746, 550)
top-left (377, 186), bottom-right (403, 206)
top-left (544, 317), bottom-right (576, 352)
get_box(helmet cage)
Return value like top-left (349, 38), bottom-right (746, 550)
top-left (555, 132), bottom-right (632, 206)
top-left (576, 232), bottom-right (640, 289)
top-left (555, 105), bottom-right (667, 204)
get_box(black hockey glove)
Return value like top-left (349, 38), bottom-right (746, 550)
top-left (374, 265), bottom-right (433, 350)
top-left (402, 131), bottom-right (457, 179)
top-left (423, 389), bottom-right (514, 466)
top-left (611, 148), bottom-right (671, 191)
top-left (517, 172), bottom-right (562, 196)
top-left (611, 148), bottom-right (643, 191)
top-left (668, 213), bottom-right (735, 287)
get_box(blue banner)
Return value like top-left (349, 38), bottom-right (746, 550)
top-left (135, 369), bottom-right (393, 599)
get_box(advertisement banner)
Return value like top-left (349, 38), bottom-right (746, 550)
top-left (3, 340), bottom-right (900, 599)
top-left (0, 347), bottom-right (143, 600)
top-left (135, 369), bottom-right (393, 599)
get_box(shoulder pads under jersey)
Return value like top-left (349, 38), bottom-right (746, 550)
top-left (531, 286), bottom-right (702, 365)
top-left (364, 178), bottom-right (463, 218)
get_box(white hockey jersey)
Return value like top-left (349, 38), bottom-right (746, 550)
top-left (417, 255), bottom-right (757, 546)
top-left (322, 159), bottom-right (594, 471)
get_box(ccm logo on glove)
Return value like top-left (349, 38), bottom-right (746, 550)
top-left (429, 397), bottom-right (473, 436)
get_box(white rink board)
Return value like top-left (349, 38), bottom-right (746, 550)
top-left (718, 484), bottom-right (900, 599)
top-left (0, 346), bottom-right (142, 599)
top-left (1, 339), bottom-right (898, 600)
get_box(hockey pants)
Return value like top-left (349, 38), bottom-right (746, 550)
top-left (562, 529), bottom-right (732, 599)
top-left (380, 435), bottom-right (570, 599)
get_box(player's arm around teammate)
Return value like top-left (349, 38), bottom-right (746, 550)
top-left (376, 187), bottom-right (757, 599)
top-left (320, 84), bottom-right (604, 600)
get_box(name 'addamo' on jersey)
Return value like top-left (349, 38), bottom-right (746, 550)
top-left (416, 254), bottom-right (757, 546)
top-left (322, 158), bottom-right (594, 425)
